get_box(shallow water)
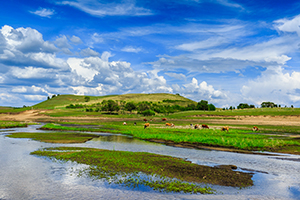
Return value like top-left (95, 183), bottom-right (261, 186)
top-left (0, 124), bottom-right (300, 200)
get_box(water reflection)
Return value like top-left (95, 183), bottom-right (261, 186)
top-left (0, 125), bottom-right (300, 199)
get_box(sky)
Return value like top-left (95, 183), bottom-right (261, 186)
top-left (1, 0), bottom-right (300, 108)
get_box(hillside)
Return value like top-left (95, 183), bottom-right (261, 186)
top-left (33, 93), bottom-right (197, 109)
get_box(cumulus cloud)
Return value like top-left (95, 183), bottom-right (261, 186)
top-left (241, 66), bottom-right (300, 106)
top-left (182, 78), bottom-right (227, 100)
top-left (30, 8), bottom-right (55, 18)
top-left (9, 67), bottom-right (54, 79)
top-left (57, 0), bottom-right (153, 17)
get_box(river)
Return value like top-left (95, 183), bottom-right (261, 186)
top-left (0, 124), bottom-right (299, 200)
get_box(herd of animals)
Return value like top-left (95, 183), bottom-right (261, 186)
top-left (123, 118), bottom-right (259, 132)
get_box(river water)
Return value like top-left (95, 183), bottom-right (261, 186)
top-left (0, 124), bottom-right (300, 200)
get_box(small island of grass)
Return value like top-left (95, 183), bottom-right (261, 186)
top-left (31, 147), bottom-right (253, 194)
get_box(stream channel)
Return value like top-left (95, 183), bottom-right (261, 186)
top-left (0, 124), bottom-right (300, 200)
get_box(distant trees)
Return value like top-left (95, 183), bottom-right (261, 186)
top-left (261, 102), bottom-right (277, 108)
top-left (101, 100), bottom-right (120, 113)
top-left (237, 103), bottom-right (255, 109)
top-left (196, 100), bottom-right (216, 111)
top-left (124, 102), bottom-right (136, 113)
top-left (64, 98), bottom-right (217, 114)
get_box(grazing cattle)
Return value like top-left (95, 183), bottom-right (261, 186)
top-left (194, 124), bottom-right (200, 129)
top-left (252, 126), bottom-right (259, 131)
top-left (221, 126), bottom-right (229, 132)
top-left (162, 118), bottom-right (167, 121)
top-left (144, 123), bottom-right (150, 129)
top-left (202, 124), bottom-right (209, 129)
top-left (123, 122), bottom-right (127, 125)
top-left (134, 122), bottom-right (137, 126)
top-left (166, 123), bottom-right (174, 127)
top-left (143, 118), bottom-right (147, 122)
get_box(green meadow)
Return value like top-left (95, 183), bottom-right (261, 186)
top-left (40, 123), bottom-right (300, 153)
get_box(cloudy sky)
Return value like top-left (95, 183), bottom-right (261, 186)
top-left (1, 0), bottom-right (300, 108)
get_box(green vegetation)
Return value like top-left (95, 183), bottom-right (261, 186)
top-left (0, 121), bottom-right (29, 128)
top-left (33, 93), bottom-right (195, 110)
top-left (167, 107), bottom-right (300, 118)
top-left (0, 107), bottom-right (31, 114)
top-left (31, 147), bottom-right (253, 192)
top-left (6, 131), bottom-right (99, 143)
top-left (40, 123), bottom-right (300, 153)
top-left (64, 99), bottom-right (214, 115)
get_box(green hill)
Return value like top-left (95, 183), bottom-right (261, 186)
top-left (33, 93), bottom-right (196, 109)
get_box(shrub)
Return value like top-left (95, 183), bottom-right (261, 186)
top-left (142, 109), bottom-right (155, 116)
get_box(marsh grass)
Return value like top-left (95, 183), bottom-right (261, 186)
top-left (31, 147), bottom-right (253, 193)
top-left (6, 131), bottom-right (99, 143)
top-left (0, 121), bottom-right (29, 128)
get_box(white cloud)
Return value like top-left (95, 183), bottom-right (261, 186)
top-left (57, 0), bottom-right (153, 17)
top-left (121, 46), bottom-right (142, 53)
top-left (55, 35), bottom-right (71, 49)
top-left (0, 25), bottom-right (58, 54)
top-left (10, 67), bottom-right (54, 79)
top-left (165, 72), bottom-right (186, 80)
top-left (80, 48), bottom-right (100, 57)
top-left (12, 86), bottom-right (27, 93)
top-left (274, 15), bottom-right (300, 36)
top-left (24, 95), bottom-right (47, 101)
top-left (67, 57), bottom-right (99, 82)
top-left (183, 78), bottom-right (227, 101)
top-left (69, 35), bottom-right (82, 44)
top-left (241, 67), bottom-right (300, 106)
top-left (30, 8), bottom-right (55, 18)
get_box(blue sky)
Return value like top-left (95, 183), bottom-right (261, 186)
top-left (1, 0), bottom-right (300, 108)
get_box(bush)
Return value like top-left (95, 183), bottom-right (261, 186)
top-left (142, 109), bottom-right (155, 116)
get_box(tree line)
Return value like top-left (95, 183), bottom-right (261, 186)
top-left (223, 101), bottom-right (294, 110)
top-left (66, 99), bottom-right (216, 116)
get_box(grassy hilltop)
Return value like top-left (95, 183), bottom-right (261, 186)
top-left (33, 93), bottom-right (196, 109)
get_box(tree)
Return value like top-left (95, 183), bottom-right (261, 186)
top-left (124, 102), bottom-right (136, 113)
top-left (237, 103), bottom-right (250, 109)
top-left (197, 100), bottom-right (208, 110)
top-left (101, 100), bottom-right (120, 113)
top-left (261, 102), bottom-right (277, 108)
top-left (142, 109), bottom-right (155, 116)
top-left (208, 103), bottom-right (216, 111)
top-left (137, 102), bottom-right (150, 112)
top-left (84, 96), bottom-right (90, 102)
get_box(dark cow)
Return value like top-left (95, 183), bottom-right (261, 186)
top-left (252, 126), bottom-right (259, 131)
top-left (202, 124), bottom-right (209, 129)
top-left (194, 124), bottom-right (200, 129)
top-left (143, 118), bottom-right (147, 122)
top-left (162, 118), bottom-right (167, 121)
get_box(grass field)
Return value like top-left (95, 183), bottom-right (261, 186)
top-left (40, 123), bottom-right (300, 153)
